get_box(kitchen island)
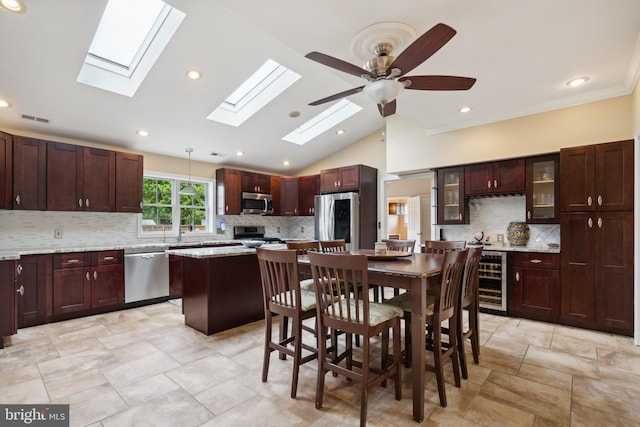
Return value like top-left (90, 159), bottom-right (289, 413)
top-left (167, 245), bottom-right (285, 335)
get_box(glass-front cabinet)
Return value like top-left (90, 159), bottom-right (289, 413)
top-left (526, 154), bottom-right (559, 223)
top-left (437, 166), bottom-right (468, 224)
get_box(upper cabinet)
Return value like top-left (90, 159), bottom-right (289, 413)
top-left (12, 136), bottom-right (47, 210)
top-left (115, 152), bottom-right (143, 213)
top-left (437, 167), bottom-right (468, 224)
top-left (280, 177), bottom-right (298, 216)
top-left (241, 171), bottom-right (270, 194)
top-left (216, 168), bottom-right (241, 215)
top-left (269, 175), bottom-right (281, 215)
top-left (47, 142), bottom-right (116, 212)
top-left (0, 132), bottom-right (12, 210)
top-left (465, 159), bottom-right (525, 196)
top-left (560, 139), bottom-right (633, 212)
top-left (526, 154), bottom-right (559, 223)
top-left (320, 164), bottom-right (375, 194)
top-left (298, 174), bottom-right (319, 216)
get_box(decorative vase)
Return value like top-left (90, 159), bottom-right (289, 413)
top-left (507, 222), bottom-right (530, 246)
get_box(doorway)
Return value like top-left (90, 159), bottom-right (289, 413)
top-left (383, 172), bottom-right (435, 251)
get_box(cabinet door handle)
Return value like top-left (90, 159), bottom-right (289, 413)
top-left (15, 194), bottom-right (21, 205)
top-left (597, 217), bottom-right (602, 228)
top-left (530, 259), bottom-right (542, 263)
top-left (16, 264), bottom-right (23, 275)
top-left (515, 272), bottom-right (520, 282)
top-left (103, 256), bottom-right (115, 261)
top-left (140, 201), bottom-right (143, 209)
top-left (494, 179), bottom-right (498, 188)
top-left (86, 272), bottom-right (90, 281)
top-left (459, 213), bottom-right (463, 221)
top-left (487, 180), bottom-right (491, 189)
top-left (85, 198), bottom-right (90, 208)
top-left (17, 285), bottom-right (24, 296)
top-left (587, 196), bottom-right (592, 206)
top-left (597, 195), bottom-right (603, 206)
top-left (225, 204), bottom-right (228, 212)
top-left (67, 259), bottom-right (80, 264)
top-left (78, 198), bottom-right (83, 207)
top-left (94, 271), bottom-right (97, 280)
top-left (527, 210), bottom-right (531, 220)
top-left (588, 218), bottom-right (593, 228)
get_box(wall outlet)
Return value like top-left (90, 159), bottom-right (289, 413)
top-left (54, 228), bottom-right (63, 239)
top-left (277, 226), bottom-right (281, 233)
top-left (497, 234), bottom-right (504, 243)
top-left (300, 226), bottom-right (304, 233)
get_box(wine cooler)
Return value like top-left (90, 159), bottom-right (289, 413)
top-left (478, 251), bottom-right (507, 312)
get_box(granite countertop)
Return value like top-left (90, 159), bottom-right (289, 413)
top-left (480, 244), bottom-right (560, 254)
top-left (167, 243), bottom-right (287, 259)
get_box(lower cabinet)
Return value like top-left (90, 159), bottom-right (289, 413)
top-left (0, 260), bottom-right (17, 348)
top-left (508, 252), bottom-right (560, 322)
top-left (169, 254), bottom-right (183, 299)
top-left (17, 254), bottom-right (52, 328)
top-left (53, 251), bottom-right (123, 316)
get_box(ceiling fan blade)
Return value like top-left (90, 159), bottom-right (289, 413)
top-left (305, 51), bottom-right (376, 79)
top-left (378, 100), bottom-right (397, 117)
top-left (309, 86), bottom-right (365, 106)
top-left (389, 23), bottom-right (457, 77)
top-left (400, 75), bottom-right (476, 91)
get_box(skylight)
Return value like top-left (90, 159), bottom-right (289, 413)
top-left (77, 0), bottom-right (185, 97)
top-left (207, 59), bottom-right (301, 127)
top-left (282, 99), bottom-right (362, 145)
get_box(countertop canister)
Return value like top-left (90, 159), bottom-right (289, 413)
top-left (507, 222), bottom-right (530, 246)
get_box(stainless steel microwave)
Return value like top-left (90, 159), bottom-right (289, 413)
top-left (241, 192), bottom-right (273, 214)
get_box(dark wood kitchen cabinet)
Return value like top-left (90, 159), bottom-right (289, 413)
top-left (241, 171), bottom-right (270, 194)
top-left (298, 174), bottom-right (319, 216)
top-left (437, 166), bottom-right (468, 224)
top-left (560, 211), bottom-right (634, 335)
top-left (0, 260), bottom-right (17, 349)
top-left (280, 176), bottom-right (298, 216)
top-left (216, 168), bottom-right (241, 215)
top-left (526, 154), bottom-right (560, 223)
top-left (509, 252), bottom-right (559, 322)
top-left (115, 152), bottom-right (143, 213)
top-left (270, 175), bottom-right (281, 215)
top-left (0, 131), bottom-right (12, 209)
top-left (16, 255), bottom-right (52, 328)
top-left (320, 164), bottom-right (364, 193)
top-left (560, 139), bottom-right (633, 212)
top-left (12, 136), bottom-right (47, 210)
top-left (53, 251), bottom-right (123, 316)
top-left (465, 158), bottom-right (525, 196)
top-left (47, 142), bottom-right (116, 212)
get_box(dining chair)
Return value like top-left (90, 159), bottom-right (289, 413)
top-left (287, 241), bottom-right (320, 291)
top-left (457, 245), bottom-right (483, 379)
top-left (376, 239), bottom-right (416, 300)
top-left (423, 239), bottom-right (466, 254)
top-left (307, 251), bottom-right (403, 427)
top-left (256, 248), bottom-right (318, 398)
top-left (319, 239), bottom-right (347, 253)
top-left (386, 248), bottom-right (468, 407)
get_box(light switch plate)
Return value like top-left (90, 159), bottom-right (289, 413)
top-left (54, 229), bottom-right (63, 239)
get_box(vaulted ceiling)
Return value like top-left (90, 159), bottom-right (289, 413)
top-left (0, 0), bottom-right (638, 175)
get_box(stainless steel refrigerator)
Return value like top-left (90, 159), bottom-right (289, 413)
top-left (314, 192), bottom-right (360, 249)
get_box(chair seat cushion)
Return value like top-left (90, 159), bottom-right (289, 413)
top-left (272, 289), bottom-right (316, 312)
top-left (299, 278), bottom-right (315, 291)
top-left (385, 292), bottom-right (436, 315)
top-left (328, 300), bottom-right (404, 326)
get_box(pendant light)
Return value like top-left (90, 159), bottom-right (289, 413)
top-left (180, 148), bottom-right (198, 196)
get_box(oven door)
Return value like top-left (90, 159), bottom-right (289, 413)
top-left (241, 192), bottom-right (273, 214)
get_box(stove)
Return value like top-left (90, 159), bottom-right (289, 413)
top-left (233, 226), bottom-right (284, 244)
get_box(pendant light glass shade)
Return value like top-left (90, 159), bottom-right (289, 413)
top-left (180, 148), bottom-right (198, 196)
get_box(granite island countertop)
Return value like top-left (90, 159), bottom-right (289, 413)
top-left (167, 243), bottom-right (287, 259)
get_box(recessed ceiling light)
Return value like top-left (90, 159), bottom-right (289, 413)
top-left (288, 111), bottom-right (300, 118)
top-left (186, 69), bottom-right (202, 80)
top-left (136, 130), bottom-right (149, 137)
top-left (336, 129), bottom-right (345, 135)
top-left (235, 151), bottom-right (244, 156)
top-left (566, 77), bottom-right (589, 87)
top-left (459, 106), bottom-right (472, 113)
top-left (1, 0), bottom-right (27, 14)
top-left (0, 98), bottom-right (11, 108)
top-left (283, 160), bottom-right (290, 166)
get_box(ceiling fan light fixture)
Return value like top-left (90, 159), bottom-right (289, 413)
top-left (363, 80), bottom-right (404, 105)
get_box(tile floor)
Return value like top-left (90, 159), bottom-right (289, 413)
top-left (1, 301), bottom-right (639, 427)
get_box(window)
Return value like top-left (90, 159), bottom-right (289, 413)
top-left (282, 99), bottom-right (362, 145)
top-left (141, 174), bottom-right (213, 235)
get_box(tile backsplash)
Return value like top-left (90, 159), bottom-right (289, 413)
top-left (0, 210), bottom-right (315, 250)
top-left (438, 196), bottom-right (560, 248)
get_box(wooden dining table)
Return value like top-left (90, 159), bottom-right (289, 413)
top-left (298, 250), bottom-right (444, 423)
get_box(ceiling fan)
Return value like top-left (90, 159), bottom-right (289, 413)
top-left (305, 23), bottom-right (476, 117)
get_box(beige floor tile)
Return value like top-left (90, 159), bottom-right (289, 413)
top-left (44, 368), bottom-right (109, 401)
top-left (480, 370), bottom-right (571, 425)
top-left (492, 322), bottom-right (553, 348)
top-left (424, 407), bottom-right (478, 426)
top-left (571, 401), bottom-right (639, 427)
top-left (37, 348), bottom-right (118, 383)
top-left (549, 333), bottom-right (598, 359)
top-left (464, 394), bottom-right (535, 426)
top-left (99, 347), bottom-right (181, 389)
top-left (597, 347), bottom-right (640, 376)
top-left (199, 394), bottom-right (307, 426)
top-left (101, 388), bottom-right (213, 427)
top-left (194, 377), bottom-right (259, 415)
top-left (484, 334), bottom-right (530, 357)
top-left (0, 377), bottom-right (49, 404)
top-left (52, 336), bottom-right (108, 358)
top-left (0, 362), bottom-right (41, 387)
top-left (553, 325), bottom-right (619, 350)
top-left (165, 353), bottom-right (248, 395)
top-left (116, 373), bottom-right (181, 407)
top-left (572, 372), bottom-right (640, 423)
top-left (516, 362), bottom-right (573, 392)
top-left (523, 345), bottom-right (600, 379)
top-left (476, 345), bottom-right (523, 375)
top-left (57, 383), bottom-right (128, 427)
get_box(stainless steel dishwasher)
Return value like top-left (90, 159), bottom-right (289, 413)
top-left (124, 250), bottom-right (170, 303)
